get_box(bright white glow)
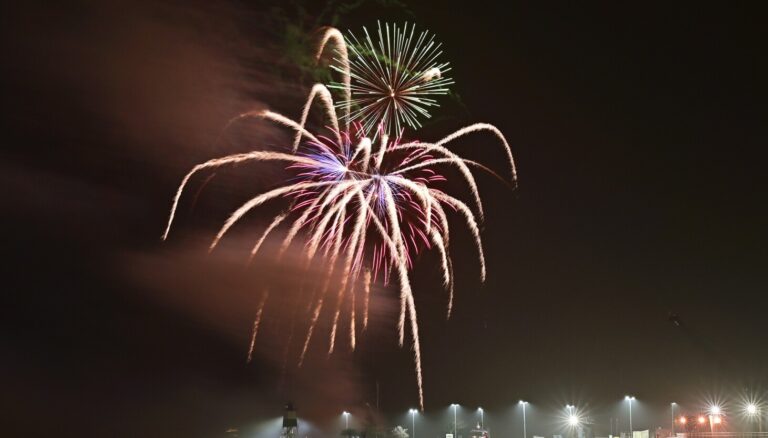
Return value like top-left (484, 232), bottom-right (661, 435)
top-left (625, 395), bottom-right (636, 401)
top-left (746, 404), bottom-right (758, 415)
top-left (698, 416), bottom-right (706, 424)
top-left (710, 405), bottom-right (721, 415)
top-left (478, 407), bottom-right (483, 412)
top-left (713, 416), bottom-right (722, 424)
top-left (568, 415), bottom-right (580, 426)
top-left (679, 416), bottom-right (687, 424)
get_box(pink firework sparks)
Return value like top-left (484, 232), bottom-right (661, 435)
top-left (161, 27), bottom-right (517, 410)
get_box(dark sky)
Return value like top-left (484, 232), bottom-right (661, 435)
top-left (2, 1), bottom-right (766, 437)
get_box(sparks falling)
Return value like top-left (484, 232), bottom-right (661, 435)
top-left (162, 26), bottom-right (516, 410)
top-left (329, 21), bottom-right (454, 137)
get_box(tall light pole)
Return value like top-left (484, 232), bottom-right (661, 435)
top-left (343, 411), bottom-right (350, 430)
top-left (410, 409), bottom-right (417, 438)
top-left (478, 407), bottom-right (484, 429)
top-left (566, 405), bottom-right (578, 438)
top-left (671, 403), bottom-right (677, 435)
top-left (746, 403), bottom-right (761, 432)
top-left (452, 404), bottom-right (459, 438)
top-left (625, 396), bottom-right (635, 436)
top-left (709, 405), bottom-right (721, 434)
top-left (519, 401), bottom-right (529, 438)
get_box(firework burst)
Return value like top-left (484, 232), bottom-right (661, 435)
top-left (162, 26), bottom-right (516, 410)
top-left (329, 21), bottom-right (454, 137)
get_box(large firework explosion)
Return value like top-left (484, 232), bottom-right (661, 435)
top-left (162, 26), bottom-right (516, 410)
top-left (329, 21), bottom-right (454, 137)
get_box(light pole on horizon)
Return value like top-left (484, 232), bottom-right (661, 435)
top-left (709, 405), bottom-right (722, 434)
top-left (671, 403), bottom-right (677, 435)
top-left (625, 395), bottom-right (635, 436)
top-left (478, 407), bottom-right (484, 429)
top-left (410, 409), bottom-right (417, 438)
top-left (519, 400), bottom-right (529, 438)
top-left (566, 404), bottom-right (579, 438)
top-left (746, 403), bottom-right (762, 432)
top-left (343, 411), bottom-right (350, 430)
top-left (452, 404), bottom-right (459, 438)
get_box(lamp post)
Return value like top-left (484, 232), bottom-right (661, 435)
top-left (343, 411), bottom-right (350, 430)
top-left (410, 409), bottom-right (417, 438)
top-left (671, 403), bottom-right (677, 435)
top-left (519, 401), bottom-right (529, 438)
top-left (478, 407), bottom-right (484, 429)
top-left (452, 404), bottom-right (459, 438)
top-left (709, 405), bottom-right (721, 434)
top-left (746, 403), bottom-right (762, 432)
top-left (625, 396), bottom-right (635, 437)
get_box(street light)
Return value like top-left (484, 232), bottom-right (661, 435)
top-left (478, 407), bottom-right (484, 429)
top-left (409, 409), bottom-right (417, 438)
top-left (569, 415), bottom-right (580, 427)
top-left (709, 405), bottom-right (721, 433)
top-left (745, 403), bottom-right (762, 432)
top-left (343, 411), bottom-right (350, 430)
top-left (625, 396), bottom-right (636, 435)
top-left (519, 400), bottom-right (529, 438)
top-left (452, 404), bottom-right (459, 438)
top-left (671, 403), bottom-right (677, 434)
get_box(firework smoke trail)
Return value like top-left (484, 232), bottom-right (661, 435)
top-left (161, 25), bottom-right (518, 410)
top-left (316, 27), bottom-right (351, 122)
top-left (362, 270), bottom-right (371, 329)
top-left (330, 22), bottom-right (454, 137)
top-left (162, 150), bottom-right (320, 241)
top-left (247, 290), bottom-right (268, 363)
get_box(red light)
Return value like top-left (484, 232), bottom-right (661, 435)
top-left (679, 417), bottom-right (687, 424)
top-left (698, 416), bottom-right (706, 424)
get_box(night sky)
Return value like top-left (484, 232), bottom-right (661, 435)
top-left (2, 1), bottom-right (766, 437)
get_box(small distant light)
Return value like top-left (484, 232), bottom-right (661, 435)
top-left (679, 416), bottom-right (687, 424)
top-left (698, 416), bottom-right (706, 424)
top-left (713, 416), bottom-right (722, 424)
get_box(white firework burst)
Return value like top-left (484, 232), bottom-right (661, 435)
top-left (329, 21), bottom-right (454, 137)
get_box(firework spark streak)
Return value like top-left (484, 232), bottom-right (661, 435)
top-left (330, 22), bottom-right (454, 137)
top-left (161, 26), bottom-right (516, 410)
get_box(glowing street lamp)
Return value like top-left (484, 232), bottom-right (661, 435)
top-left (745, 403), bottom-right (763, 432)
top-left (519, 400), bottom-right (529, 438)
top-left (342, 411), bottom-right (350, 430)
top-left (478, 407), bottom-right (485, 429)
top-left (671, 403), bottom-right (677, 434)
top-left (625, 396), bottom-right (636, 434)
top-left (569, 415), bottom-right (581, 427)
top-left (452, 404), bottom-right (459, 438)
top-left (709, 405), bottom-right (722, 433)
top-left (409, 409), bottom-right (417, 438)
